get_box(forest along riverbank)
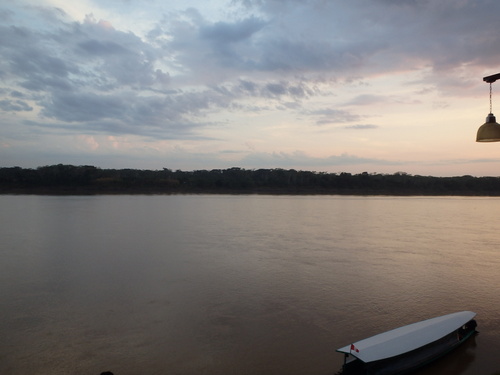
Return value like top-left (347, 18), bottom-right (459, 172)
top-left (2, 165), bottom-right (500, 196)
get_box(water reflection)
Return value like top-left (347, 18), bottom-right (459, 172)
top-left (1, 195), bottom-right (500, 375)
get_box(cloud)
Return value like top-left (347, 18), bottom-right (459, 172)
top-left (199, 16), bottom-right (267, 44)
top-left (4, 1), bottom-right (500, 137)
top-left (41, 91), bottom-right (126, 123)
top-left (238, 150), bottom-right (399, 169)
top-left (0, 9), bottom-right (220, 138)
top-left (344, 124), bottom-right (379, 130)
top-left (35, 88), bottom-right (233, 138)
top-left (235, 0), bottom-right (500, 82)
top-left (309, 108), bottom-right (363, 125)
top-left (77, 39), bottom-right (129, 56)
top-left (345, 94), bottom-right (389, 106)
top-left (3, 0), bottom-right (500, 175)
top-left (0, 99), bottom-right (33, 112)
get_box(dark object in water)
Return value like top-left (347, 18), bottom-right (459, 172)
top-left (336, 311), bottom-right (478, 375)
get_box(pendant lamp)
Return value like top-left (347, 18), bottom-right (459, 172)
top-left (477, 73), bottom-right (500, 142)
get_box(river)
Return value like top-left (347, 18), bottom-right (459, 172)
top-left (0, 195), bottom-right (499, 375)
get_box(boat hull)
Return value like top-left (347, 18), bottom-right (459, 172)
top-left (342, 319), bottom-right (477, 375)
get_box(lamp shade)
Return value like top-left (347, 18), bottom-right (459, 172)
top-left (476, 113), bottom-right (500, 142)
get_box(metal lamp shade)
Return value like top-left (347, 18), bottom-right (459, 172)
top-left (476, 113), bottom-right (500, 142)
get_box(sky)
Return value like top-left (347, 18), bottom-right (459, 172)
top-left (2, 0), bottom-right (500, 176)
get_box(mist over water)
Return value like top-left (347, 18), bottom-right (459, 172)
top-left (1, 195), bottom-right (499, 375)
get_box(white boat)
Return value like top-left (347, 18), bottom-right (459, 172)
top-left (336, 311), bottom-right (477, 375)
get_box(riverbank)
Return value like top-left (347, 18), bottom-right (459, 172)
top-left (2, 165), bottom-right (500, 196)
top-left (2, 186), bottom-right (500, 196)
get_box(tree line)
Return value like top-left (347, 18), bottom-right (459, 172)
top-left (1, 164), bottom-right (500, 195)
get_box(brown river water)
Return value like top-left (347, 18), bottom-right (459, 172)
top-left (0, 195), bottom-right (499, 375)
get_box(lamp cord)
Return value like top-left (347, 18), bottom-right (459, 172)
top-left (490, 82), bottom-right (493, 114)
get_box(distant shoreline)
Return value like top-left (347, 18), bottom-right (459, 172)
top-left (1, 165), bottom-right (500, 196)
top-left (1, 186), bottom-right (499, 196)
